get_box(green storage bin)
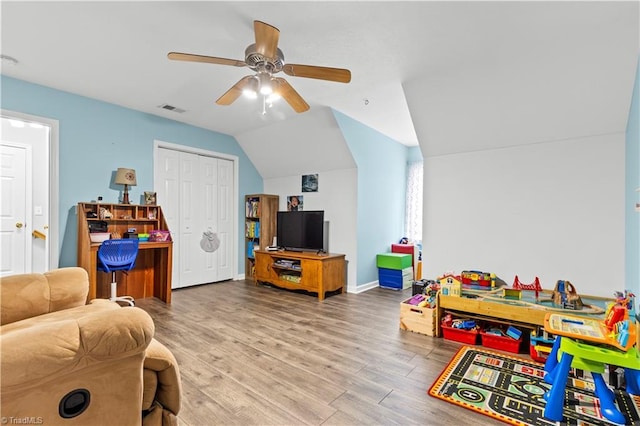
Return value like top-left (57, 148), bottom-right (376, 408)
top-left (376, 253), bottom-right (412, 270)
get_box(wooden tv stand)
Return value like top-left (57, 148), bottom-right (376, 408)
top-left (254, 250), bottom-right (346, 301)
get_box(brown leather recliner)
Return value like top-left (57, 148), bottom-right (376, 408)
top-left (0, 267), bottom-right (181, 425)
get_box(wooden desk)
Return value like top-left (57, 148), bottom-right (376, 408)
top-left (77, 202), bottom-right (173, 304)
top-left (86, 241), bottom-right (173, 303)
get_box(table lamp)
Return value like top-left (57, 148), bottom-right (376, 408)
top-left (115, 168), bottom-right (137, 204)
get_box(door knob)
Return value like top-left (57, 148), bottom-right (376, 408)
top-left (15, 222), bottom-right (24, 229)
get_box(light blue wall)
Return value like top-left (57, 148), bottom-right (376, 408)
top-left (1, 76), bottom-right (263, 272)
top-left (407, 146), bottom-right (423, 163)
top-left (626, 56), bottom-right (640, 296)
top-left (333, 110), bottom-right (409, 286)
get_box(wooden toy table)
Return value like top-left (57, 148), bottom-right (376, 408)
top-left (543, 312), bottom-right (640, 423)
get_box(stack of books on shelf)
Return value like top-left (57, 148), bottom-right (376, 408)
top-left (274, 259), bottom-right (300, 270)
top-left (281, 274), bottom-right (301, 284)
top-left (247, 243), bottom-right (259, 259)
top-left (245, 199), bottom-right (260, 218)
top-left (245, 221), bottom-right (260, 238)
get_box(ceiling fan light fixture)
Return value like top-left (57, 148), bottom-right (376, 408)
top-left (258, 72), bottom-right (273, 95)
top-left (243, 89), bottom-right (258, 99)
top-left (243, 76), bottom-right (259, 99)
top-left (267, 93), bottom-right (281, 103)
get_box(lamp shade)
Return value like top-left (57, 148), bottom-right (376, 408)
top-left (114, 168), bottom-right (137, 186)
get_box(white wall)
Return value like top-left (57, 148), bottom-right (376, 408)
top-left (235, 107), bottom-right (356, 179)
top-left (264, 168), bottom-right (358, 291)
top-left (422, 133), bottom-right (625, 297)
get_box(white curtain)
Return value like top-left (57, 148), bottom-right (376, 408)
top-left (405, 161), bottom-right (423, 242)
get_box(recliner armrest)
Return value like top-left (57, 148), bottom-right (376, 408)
top-left (1, 307), bottom-right (154, 392)
top-left (143, 339), bottom-right (181, 416)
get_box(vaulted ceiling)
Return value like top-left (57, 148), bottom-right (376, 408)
top-left (2, 1), bottom-right (638, 169)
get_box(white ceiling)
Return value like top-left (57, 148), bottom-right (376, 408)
top-left (1, 1), bottom-right (638, 153)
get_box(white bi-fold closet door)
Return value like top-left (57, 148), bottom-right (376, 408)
top-left (156, 146), bottom-right (233, 289)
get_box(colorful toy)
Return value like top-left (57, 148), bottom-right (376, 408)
top-left (506, 325), bottom-right (522, 340)
top-left (437, 273), bottom-right (462, 296)
top-left (604, 303), bottom-right (626, 332)
top-left (529, 328), bottom-right (555, 362)
top-left (551, 280), bottom-right (584, 310)
top-left (460, 270), bottom-right (495, 289)
top-left (502, 288), bottom-right (522, 300)
top-left (512, 275), bottom-right (542, 300)
top-left (543, 305), bottom-right (638, 424)
top-left (614, 290), bottom-right (635, 311)
top-left (452, 319), bottom-right (478, 330)
top-left (407, 294), bottom-right (425, 305)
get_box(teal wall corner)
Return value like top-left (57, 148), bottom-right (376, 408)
top-left (333, 109), bottom-right (411, 286)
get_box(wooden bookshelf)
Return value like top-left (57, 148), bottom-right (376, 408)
top-left (245, 194), bottom-right (279, 281)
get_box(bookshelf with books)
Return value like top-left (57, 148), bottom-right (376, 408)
top-left (245, 194), bottom-right (279, 281)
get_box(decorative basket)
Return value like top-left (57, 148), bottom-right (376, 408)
top-left (149, 230), bottom-right (171, 242)
top-left (90, 232), bottom-right (111, 243)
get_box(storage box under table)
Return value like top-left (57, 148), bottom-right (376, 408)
top-left (399, 299), bottom-right (436, 336)
top-left (480, 330), bottom-right (523, 353)
top-left (441, 324), bottom-right (480, 344)
top-left (378, 267), bottom-right (413, 290)
top-left (376, 253), bottom-right (412, 270)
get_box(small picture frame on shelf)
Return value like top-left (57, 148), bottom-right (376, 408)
top-left (144, 191), bottom-right (157, 205)
top-left (287, 195), bottom-right (303, 211)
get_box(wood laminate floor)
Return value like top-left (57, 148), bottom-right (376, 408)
top-left (135, 281), bottom-right (504, 426)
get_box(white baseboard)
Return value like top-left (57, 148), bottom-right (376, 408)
top-left (350, 280), bottom-right (379, 294)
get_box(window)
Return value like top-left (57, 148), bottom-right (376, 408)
top-left (405, 161), bottom-right (423, 243)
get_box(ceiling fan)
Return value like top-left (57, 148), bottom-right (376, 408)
top-left (167, 20), bottom-right (351, 113)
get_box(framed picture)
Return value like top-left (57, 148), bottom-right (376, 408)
top-left (287, 195), bottom-right (303, 211)
top-left (144, 191), bottom-right (157, 205)
top-left (302, 174), bottom-right (318, 192)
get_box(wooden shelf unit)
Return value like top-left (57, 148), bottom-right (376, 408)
top-left (245, 194), bottom-right (279, 281)
top-left (254, 250), bottom-right (346, 301)
top-left (436, 291), bottom-right (614, 338)
top-left (77, 202), bottom-right (173, 303)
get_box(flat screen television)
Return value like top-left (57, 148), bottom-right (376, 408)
top-left (277, 210), bottom-right (325, 252)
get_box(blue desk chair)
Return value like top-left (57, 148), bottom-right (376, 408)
top-left (97, 239), bottom-right (139, 306)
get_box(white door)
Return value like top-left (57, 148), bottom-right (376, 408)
top-left (179, 151), bottom-right (199, 287)
top-left (156, 147), bottom-right (180, 285)
top-left (155, 146), bottom-right (234, 288)
top-left (1, 112), bottom-right (58, 274)
top-left (200, 155), bottom-right (219, 282)
top-left (0, 144), bottom-right (29, 276)
top-left (216, 158), bottom-right (233, 279)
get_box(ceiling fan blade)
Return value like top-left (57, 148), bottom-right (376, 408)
top-left (216, 76), bottom-right (254, 106)
top-left (282, 64), bottom-right (351, 83)
top-left (254, 20), bottom-right (280, 59)
top-left (274, 78), bottom-right (309, 113)
top-left (168, 52), bottom-right (246, 67)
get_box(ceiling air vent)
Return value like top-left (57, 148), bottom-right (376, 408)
top-left (158, 104), bottom-right (186, 114)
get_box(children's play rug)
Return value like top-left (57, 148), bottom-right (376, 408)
top-left (428, 345), bottom-right (640, 425)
